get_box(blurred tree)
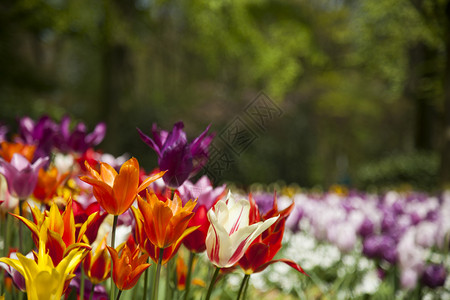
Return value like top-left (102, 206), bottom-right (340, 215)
top-left (0, 0), bottom-right (448, 189)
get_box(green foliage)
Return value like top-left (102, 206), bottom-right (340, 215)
top-left (355, 151), bottom-right (439, 191)
top-left (0, 0), bottom-right (447, 189)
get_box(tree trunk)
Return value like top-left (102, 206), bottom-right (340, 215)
top-left (98, 0), bottom-right (134, 154)
top-left (440, 1), bottom-right (450, 187)
top-left (404, 42), bottom-right (438, 151)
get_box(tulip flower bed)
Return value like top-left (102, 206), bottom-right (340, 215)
top-left (0, 115), bottom-right (448, 300)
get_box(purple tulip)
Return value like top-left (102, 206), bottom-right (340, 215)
top-left (381, 211), bottom-right (396, 233)
top-left (410, 212), bottom-right (421, 225)
top-left (362, 235), bottom-right (397, 264)
top-left (392, 201), bottom-right (404, 215)
top-left (68, 270), bottom-right (109, 300)
top-left (421, 264), bottom-right (447, 288)
top-left (0, 153), bottom-right (48, 199)
top-left (177, 175), bottom-right (226, 210)
top-left (253, 192), bottom-right (277, 215)
top-left (17, 116), bottom-right (58, 160)
top-left (285, 204), bottom-right (303, 233)
top-left (137, 122), bottom-right (214, 188)
top-left (425, 210), bottom-right (439, 222)
top-left (358, 217), bottom-right (374, 238)
top-left (0, 251), bottom-right (33, 291)
top-left (56, 115), bottom-right (106, 153)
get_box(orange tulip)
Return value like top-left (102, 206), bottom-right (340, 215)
top-left (79, 157), bottom-right (164, 215)
top-left (33, 167), bottom-right (69, 205)
top-left (137, 191), bottom-right (198, 249)
top-left (0, 142), bottom-right (36, 162)
top-left (106, 244), bottom-right (150, 290)
top-left (175, 255), bottom-right (205, 291)
top-left (131, 206), bottom-right (182, 265)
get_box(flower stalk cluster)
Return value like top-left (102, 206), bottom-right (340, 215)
top-left (0, 116), bottom-right (307, 300)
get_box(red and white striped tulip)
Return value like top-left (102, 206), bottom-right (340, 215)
top-left (205, 192), bottom-right (278, 268)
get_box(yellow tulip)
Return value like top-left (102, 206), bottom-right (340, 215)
top-left (0, 227), bottom-right (89, 300)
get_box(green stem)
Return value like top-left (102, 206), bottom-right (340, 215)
top-left (165, 258), bottom-right (173, 300)
top-left (3, 213), bottom-right (8, 257)
top-left (142, 258), bottom-right (149, 300)
top-left (116, 289), bottom-right (123, 300)
top-left (148, 262), bottom-right (156, 297)
top-left (0, 270), bottom-right (3, 296)
top-left (80, 268), bottom-right (85, 300)
top-left (242, 274), bottom-right (250, 300)
top-left (89, 284), bottom-right (96, 300)
top-left (236, 274), bottom-right (250, 300)
top-left (1, 213), bottom-right (9, 296)
top-left (111, 215), bottom-right (118, 248)
top-left (152, 248), bottom-right (164, 300)
top-left (110, 215), bottom-right (119, 299)
top-left (205, 267), bottom-right (220, 300)
top-left (183, 252), bottom-right (195, 300)
top-left (18, 199), bottom-right (25, 252)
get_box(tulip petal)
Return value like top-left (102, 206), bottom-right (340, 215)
top-left (0, 257), bottom-right (26, 278)
top-left (12, 213), bottom-right (40, 243)
top-left (255, 258), bottom-right (308, 275)
top-left (138, 170), bottom-right (166, 193)
top-left (124, 263), bottom-right (150, 290)
top-left (136, 128), bottom-right (161, 157)
top-left (84, 161), bottom-right (101, 180)
top-left (100, 163), bottom-right (118, 187)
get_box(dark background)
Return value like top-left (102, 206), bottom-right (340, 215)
top-left (1, 0), bottom-right (449, 191)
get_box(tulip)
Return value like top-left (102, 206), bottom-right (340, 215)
top-left (72, 199), bottom-right (108, 244)
top-left (177, 175), bottom-right (226, 209)
top-left (56, 115), bottom-right (106, 153)
top-left (33, 166), bottom-right (69, 205)
top-left (137, 122), bottom-right (214, 188)
top-left (0, 141), bottom-right (36, 163)
top-left (179, 176), bottom-right (227, 252)
top-left (204, 192), bottom-right (278, 300)
top-left (0, 250), bottom-right (31, 292)
top-left (362, 235), bottom-right (397, 264)
top-left (67, 276), bottom-right (109, 300)
top-left (136, 191), bottom-right (198, 300)
top-left (17, 115), bottom-right (58, 160)
top-left (182, 205), bottom-right (210, 253)
top-left (14, 200), bottom-right (95, 265)
top-left (421, 264), bottom-right (447, 288)
top-left (0, 153), bottom-right (48, 251)
top-left (79, 157), bottom-right (164, 216)
top-left (238, 193), bottom-right (306, 275)
top-left (0, 173), bottom-right (18, 214)
top-left (175, 255), bottom-right (205, 291)
top-left (0, 153), bottom-right (48, 199)
top-left (131, 206), bottom-right (182, 265)
top-left (83, 237), bottom-right (111, 285)
top-left (0, 227), bottom-right (90, 300)
top-left (175, 177), bottom-right (225, 254)
top-left (106, 244), bottom-right (150, 291)
top-left (76, 148), bottom-right (101, 172)
top-left (176, 256), bottom-right (188, 291)
top-left (137, 191), bottom-right (198, 250)
top-left (205, 192), bottom-right (279, 269)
